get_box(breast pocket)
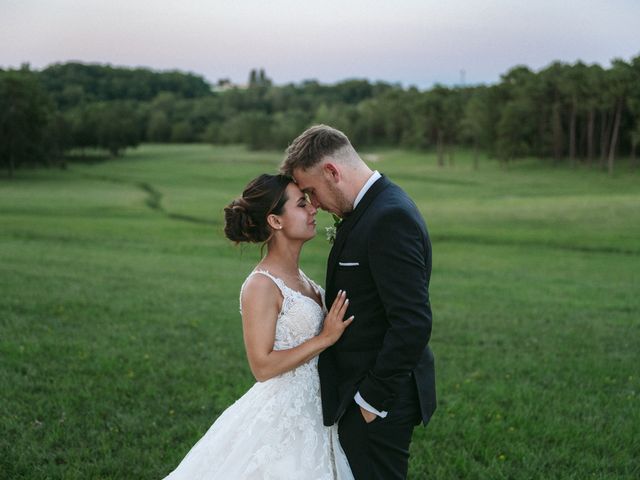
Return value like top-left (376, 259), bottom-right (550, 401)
top-left (337, 258), bottom-right (365, 271)
top-left (338, 261), bottom-right (360, 267)
top-left (336, 259), bottom-right (369, 293)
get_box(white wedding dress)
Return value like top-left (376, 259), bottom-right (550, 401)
top-left (163, 269), bottom-right (354, 480)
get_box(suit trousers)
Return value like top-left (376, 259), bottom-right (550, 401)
top-left (337, 379), bottom-right (422, 480)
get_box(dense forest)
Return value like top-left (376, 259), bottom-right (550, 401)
top-left (1, 57), bottom-right (639, 177)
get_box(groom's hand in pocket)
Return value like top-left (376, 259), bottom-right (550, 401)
top-left (359, 406), bottom-right (377, 424)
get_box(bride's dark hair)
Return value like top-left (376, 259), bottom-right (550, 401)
top-left (224, 174), bottom-right (293, 243)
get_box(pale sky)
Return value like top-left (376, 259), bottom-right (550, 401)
top-left (1, 0), bottom-right (639, 88)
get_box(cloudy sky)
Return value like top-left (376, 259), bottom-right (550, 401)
top-left (1, 0), bottom-right (639, 88)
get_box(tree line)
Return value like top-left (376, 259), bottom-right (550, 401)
top-left (1, 57), bottom-right (639, 177)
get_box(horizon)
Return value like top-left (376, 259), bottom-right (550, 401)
top-left (5, 53), bottom-right (639, 91)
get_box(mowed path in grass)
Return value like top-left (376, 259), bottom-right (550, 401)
top-left (1, 144), bottom-right (638, 479)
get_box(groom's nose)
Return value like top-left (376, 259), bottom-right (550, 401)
top-left (309, 195), bottom-right (321, 209)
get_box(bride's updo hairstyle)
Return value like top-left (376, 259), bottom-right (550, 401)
top-left (224, 174), bottom-right (293, 243)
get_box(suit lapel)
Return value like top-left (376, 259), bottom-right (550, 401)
top-left (326, 176), bottom-right (390, 287)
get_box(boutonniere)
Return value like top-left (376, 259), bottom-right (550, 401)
top-left (325, 214), bottom-right (343, 244)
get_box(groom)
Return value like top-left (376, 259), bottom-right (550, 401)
top-left (281, 125), bottom-right (436, 479)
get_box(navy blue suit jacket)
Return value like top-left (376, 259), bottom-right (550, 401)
top-left (319, 175), bottom-right (436, 426)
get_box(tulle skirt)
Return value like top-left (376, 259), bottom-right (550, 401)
top-left (163, 363), bottom-right (353, 480)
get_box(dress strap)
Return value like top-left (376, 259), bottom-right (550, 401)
top-left (239, 269), bottom-right (290, 314)
top-left (239, 269), bottom-right (290, 313)
top-left (249, 269), bottom-right (289, 296)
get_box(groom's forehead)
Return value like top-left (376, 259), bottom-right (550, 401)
top-left (292, 170), bottom-right (312, 190)
top-left (293, 166), bottom-right (323, 188)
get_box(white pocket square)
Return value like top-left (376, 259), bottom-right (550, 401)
top-left (338, 262), bottom-right (360, 267)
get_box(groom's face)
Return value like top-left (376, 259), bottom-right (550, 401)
top-left (293, 165), bottom-right (347, 217)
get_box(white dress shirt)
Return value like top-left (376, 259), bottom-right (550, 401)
top-left (353, 170), bottom-right (381, 209)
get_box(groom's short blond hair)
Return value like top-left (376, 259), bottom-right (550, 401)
top-left (280, 125), bottom-right (354, 176)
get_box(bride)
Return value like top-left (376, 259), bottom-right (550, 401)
top-left (163, 174), bottom-right (355, 479)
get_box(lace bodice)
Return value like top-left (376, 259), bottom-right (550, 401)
top-left (240, 269), bottom-right (327, 351)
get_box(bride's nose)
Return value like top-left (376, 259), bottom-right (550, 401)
top-left (307, 203), bottom-right (317, 216)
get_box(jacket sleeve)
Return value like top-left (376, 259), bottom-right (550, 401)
top-left (357, 206), bottom-right (432, 412)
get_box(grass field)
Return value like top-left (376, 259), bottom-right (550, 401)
top-left (1, 144), bottom-right (639, 479)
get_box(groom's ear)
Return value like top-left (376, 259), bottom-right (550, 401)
top-left (323, 162), bottom-right (340, 183)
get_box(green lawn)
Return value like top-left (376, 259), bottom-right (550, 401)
top-left (1, 144), bottom-right (639, 479)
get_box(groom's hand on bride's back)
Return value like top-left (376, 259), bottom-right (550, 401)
top-left (319, 290), bottom-right (354, 346)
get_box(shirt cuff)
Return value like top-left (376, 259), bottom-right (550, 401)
top-left (354, 391), bottom-right (388, 418)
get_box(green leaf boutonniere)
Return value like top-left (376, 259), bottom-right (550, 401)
top-left (325, 214), bottom-right (342, 244)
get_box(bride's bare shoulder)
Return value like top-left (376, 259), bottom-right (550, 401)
top-left (241, 272), bottom-right (282, 312)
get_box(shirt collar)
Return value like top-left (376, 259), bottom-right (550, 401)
top-left (353, 170), bottom-right (381, 210)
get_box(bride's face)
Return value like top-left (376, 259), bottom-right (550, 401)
top-left (275, 183), bottom-right (318, 241)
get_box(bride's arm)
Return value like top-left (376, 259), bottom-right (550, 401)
top-left (241, 275), bottom-right (353, 382)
